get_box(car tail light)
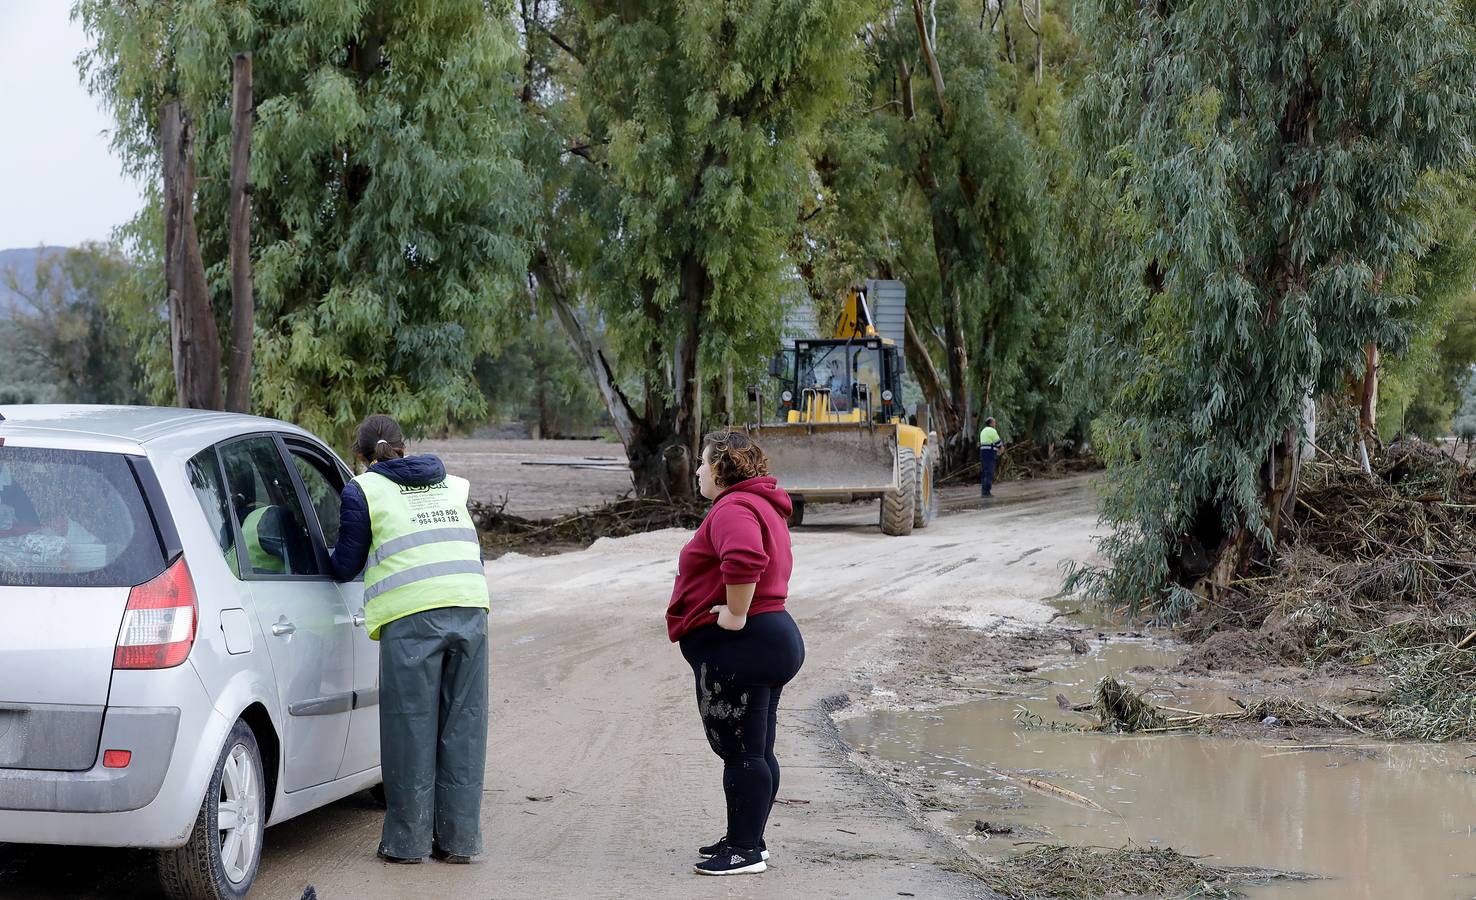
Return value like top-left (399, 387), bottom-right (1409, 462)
top-left (103, 750), bottom-right (132, 768)
top-left (114, 556), bottom-right (197, 670)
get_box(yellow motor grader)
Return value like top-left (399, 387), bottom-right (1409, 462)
top-left (749, 284), bottom-right (936, 535)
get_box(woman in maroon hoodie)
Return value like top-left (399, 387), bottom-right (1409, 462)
top-left (668, 430), bottom-right (804, 876)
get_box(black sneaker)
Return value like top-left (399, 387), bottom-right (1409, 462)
top-left (694, 846), bottom-right (766, 876)
top-left (698, 837), bottom-right (769, 861)
top-left (376, 845), bottom-right (422, 864)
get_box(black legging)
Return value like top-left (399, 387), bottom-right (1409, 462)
top-left (679, 610), bottom-right (805, 851)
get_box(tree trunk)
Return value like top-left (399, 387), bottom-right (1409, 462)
top-left (724, 361), bottom-right (734, 426)
top-left (900, 7), bottom-right (980, 468)
top-left (1203, 423), bottom-right (1306, 597)
top-left (161, 101), bottom-right (223, 411)
top-left (535, 253), bottom-right (636, 444)
top-left (225, 53), bottom-right (255, 414)
top-left (911, 0), bottom-right (951, 123)
top-left (536, 249), bottom-right (699, 499)
top-left (537, 375), bottom-right (550, 439)
top-left (904, 309), bottom-right (957, 435)
top-left (1358, 342), bottom-right (1379, 435)
top-left (691, 356), bottom-right (703, 459)
top-left (1019, 0), bottom-right (1045, 86)
top-left (895, 50), bottom-right (971, 465)
top-left (926, 209), bottom-right (974, 448)
top-left (664, 252), bottom-right (706, 498)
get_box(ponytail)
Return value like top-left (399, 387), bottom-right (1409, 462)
top-left (355, 414), bottom-right (407, 463)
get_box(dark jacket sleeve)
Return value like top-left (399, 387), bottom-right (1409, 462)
top-left (329, 481), bottom-right (371, 582)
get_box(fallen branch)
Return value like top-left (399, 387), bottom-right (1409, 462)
top-left (1005, 774), bottom-right (1113, 815)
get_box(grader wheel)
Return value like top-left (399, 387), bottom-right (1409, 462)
top-left (880, 446), bottom-right (917, 536)
top-left (913, 447), bottom-right (937, 529)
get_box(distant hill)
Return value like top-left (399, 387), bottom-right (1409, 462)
top-left (0, 246), bottom-right (67, 319)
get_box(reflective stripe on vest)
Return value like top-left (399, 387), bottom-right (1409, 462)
top-left (242, 506), bottom-right (286, 575)
top-left (368, 526), bottom-right (480, 568)
top-left (354, 470), bottom-right (488, 640)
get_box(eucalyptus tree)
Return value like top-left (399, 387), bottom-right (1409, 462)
top-left (1068, 0), bottom-right (1476, 614)
top-left (77, 0), bottom-right (532, 442)
top-left (522, 0), bottom-right (872, 496)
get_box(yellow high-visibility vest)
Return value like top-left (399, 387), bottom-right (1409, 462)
top-left (355, 471), bottom-right (488, 640)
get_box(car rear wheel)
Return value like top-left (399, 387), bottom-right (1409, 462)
top-left (158, 720), bottom-right (265, 900)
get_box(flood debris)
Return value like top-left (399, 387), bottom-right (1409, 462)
top-left (1030, 677), bottom-right (1386, 737)
top-left (980, 843), bottom-right (1309, 899)
top-left (1178, 444), bottom-right (1476, 741)
top-left (1005, 774), bottom-right (1112, 815)
top-left (469, 495), bottom-right (706, 557)
top-left (1094, 676), bottom-right (1167, 731)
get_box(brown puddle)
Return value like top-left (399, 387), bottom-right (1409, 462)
top-left (844, 641), bottom-right (1476, 899)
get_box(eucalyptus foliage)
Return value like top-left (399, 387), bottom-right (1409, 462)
top-left (794, 0), bottom-right (1081, 455)
top-left (1068, 0), bottom-right (1476, 614)
top-left (524, 0), bottom-right (872, 493)
top-left (77, 0), bottom-right (532, 444)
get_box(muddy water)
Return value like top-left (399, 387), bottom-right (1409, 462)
top-left (844, 642), bottom-right (1476, 899)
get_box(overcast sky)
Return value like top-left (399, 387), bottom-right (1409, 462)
top-left (0, 3), bottom-right (146, 250)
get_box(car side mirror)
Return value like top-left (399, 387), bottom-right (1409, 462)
top-left (768, 354), bottom-right (783, 378)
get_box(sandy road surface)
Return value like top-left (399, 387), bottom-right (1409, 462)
top-left (0, 477), bottom-right (1099, 900)
top-left (415, 438), bottom-right (634, 518)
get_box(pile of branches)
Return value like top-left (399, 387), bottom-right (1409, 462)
top-left (469, 495), bottom-right (707, 557)
top-left (1089, 677), bottom-right (1382, 736)
top-left (981, 842), bottom-right (1306, 900)
top-left (1179, 442), bottom-right (1476, 741)
top-left (1094, 675), bottom-right (1167, 731)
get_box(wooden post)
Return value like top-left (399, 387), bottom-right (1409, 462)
top-left (161, 101), bottom-right (223, 410)
top-left (225, 53), bottom-right (255, 414)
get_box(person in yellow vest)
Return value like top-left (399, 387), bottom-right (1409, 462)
top-left (329, 414), bottom-right (490, 865)
top-left (226, 473), bottom-right (288, 575)
top-left (979, 417), bottom-right (1003, 497)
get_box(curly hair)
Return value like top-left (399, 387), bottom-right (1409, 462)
top-left (702, 430), bottom-right (771, 488)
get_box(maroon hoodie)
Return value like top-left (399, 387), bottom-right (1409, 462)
top-left (666, 476), bottom-right (794, 642)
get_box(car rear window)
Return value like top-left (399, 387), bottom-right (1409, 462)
top-left (0, 447), bottom-right (166, 587)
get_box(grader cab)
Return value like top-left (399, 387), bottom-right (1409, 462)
top-left (748, 284), bottom-right (937, 536)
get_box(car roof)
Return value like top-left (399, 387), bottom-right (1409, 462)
top-left (0, 404), bottom-right (326, 456)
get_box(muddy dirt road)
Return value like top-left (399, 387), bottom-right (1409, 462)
top-left (0, 476), bottom-right (1099, 900)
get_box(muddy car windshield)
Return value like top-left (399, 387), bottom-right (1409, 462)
top-left (0, 447), bottom-right (165, 587)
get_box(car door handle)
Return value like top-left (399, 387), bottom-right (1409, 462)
top-left (352, 610), bottom-right (366, 628)
top-left (271, 618), bottom-right (296, 637)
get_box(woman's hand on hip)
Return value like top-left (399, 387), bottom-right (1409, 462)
top-left (710, 605), bottom-right (748, 631)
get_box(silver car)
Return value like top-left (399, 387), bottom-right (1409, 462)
top-left (0, 405), bottom-right (383, 900)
